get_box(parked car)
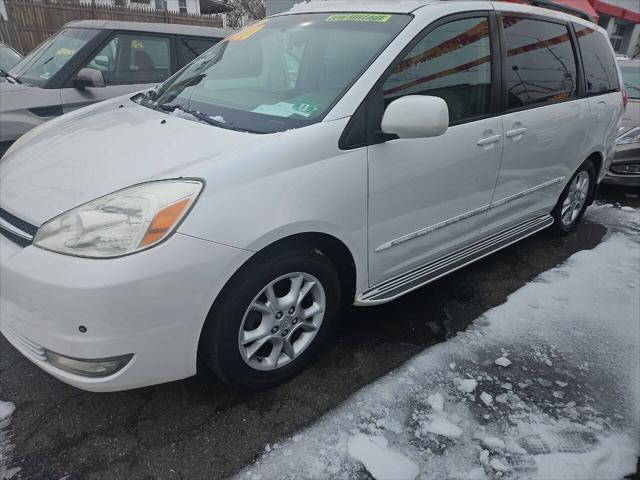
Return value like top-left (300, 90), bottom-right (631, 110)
top-left (604, 58), bottom-right (640, 186)
top-left (0, 20), bottom-right (232, 153)
top-left (0, 1), bottom-right (623, 392)
top-left (0, 42), bottom-right (22, 73)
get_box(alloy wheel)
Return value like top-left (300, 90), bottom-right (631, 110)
top-left (561, 171), bottom-right (590, 226)
top-left (238, 272), bottom-right (326, 371)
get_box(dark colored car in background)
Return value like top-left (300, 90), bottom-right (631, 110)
top-left (605, 58), bottom-right (640, 187)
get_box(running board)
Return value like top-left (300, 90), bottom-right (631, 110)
top-left (357, 215), bottom-right (554, 305)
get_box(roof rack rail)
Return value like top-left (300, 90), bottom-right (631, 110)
top-left (527, 0), bottom-right (595, 22)
top-left (440, 0), bottom-right (595, 22)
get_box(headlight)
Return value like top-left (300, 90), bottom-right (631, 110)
top-left (33, 179), bottom-right (203, 258)
top-left (616, 126), bottom-right (640, 146)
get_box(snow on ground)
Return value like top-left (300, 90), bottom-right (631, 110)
top-left (0, 400), bottom-right (18, 479)
top-left (238, 204), bottom-right (640, 480)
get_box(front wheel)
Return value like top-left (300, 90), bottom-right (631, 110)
top-left (550, 160), bottom-right (596, 236)
top-left (199, 245), bottom-right (341, 389)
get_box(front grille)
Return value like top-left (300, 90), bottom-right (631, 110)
top-left (0, 207), bottom-right (38, 247)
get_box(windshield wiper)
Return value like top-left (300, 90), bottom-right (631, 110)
top-left (157, 104), bottom-right (260, 133)
top-left (0, 69), bottom-right (21, 84)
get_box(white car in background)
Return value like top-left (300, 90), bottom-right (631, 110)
top-left (0, 20), bottom-right (231, 154)
top-left (0, 0), bottom-right (623, 392)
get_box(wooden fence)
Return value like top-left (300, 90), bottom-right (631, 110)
top-left (4, 0), bottom-right (224, 54)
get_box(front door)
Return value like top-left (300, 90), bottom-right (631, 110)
top-left (367, 14), bottom-right (503, 286)
top-left (61, 32), bottom-right (173, 113)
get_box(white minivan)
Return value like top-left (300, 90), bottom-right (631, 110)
top-left (0, 0), bottom-right (623, 391)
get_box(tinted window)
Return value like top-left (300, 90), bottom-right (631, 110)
top-left (383, 17), bottom-right (493, 124)
top-left (86, 34), bottom-right (171, 84)
top-left (178, 37), bottom-right (216, 65)
top-left (502, 17), bottom-right (577, 109)
top-left (575, 25), bottom-right (619, 95)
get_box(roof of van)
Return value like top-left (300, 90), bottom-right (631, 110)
top-left (284, 0), bottom-right (437, 14)
top-left (281, 0), bottom-right (599, 25)
top-left (64, 20), bottom-right (233, 38)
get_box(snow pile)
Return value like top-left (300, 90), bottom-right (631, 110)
top-left (237, 204), bottom-right (640, 480)
top-left (0, 400), bottom-right (19, 479)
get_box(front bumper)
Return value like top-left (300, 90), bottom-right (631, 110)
top-left (0, 231), bottom-right (252, 392)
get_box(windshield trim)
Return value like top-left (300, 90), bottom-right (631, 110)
top-left (146, 12), bottom-right (414, 134)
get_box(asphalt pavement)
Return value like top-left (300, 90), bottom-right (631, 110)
top-left (0, 185), bottom-right (638, 480)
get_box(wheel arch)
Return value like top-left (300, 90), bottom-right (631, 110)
top-left (195, 231), bottom-right (359, 368)
top-left (584, 150), bottom-right (604, 204)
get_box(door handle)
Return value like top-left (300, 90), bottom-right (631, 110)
top-left (477, 134), bottom-right (501, 146)
top-left (506, 127), bottom-right (527, 138)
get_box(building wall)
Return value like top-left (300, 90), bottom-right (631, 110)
top-left (594, 0), bottom-right (640, 58)
top-left (165, 0), bottom-right (200, 14)
top-left (598, 0), bottom-right (640, 14)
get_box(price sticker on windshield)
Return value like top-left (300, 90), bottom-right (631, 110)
top-left (326, 13), bottom-right (392, 23)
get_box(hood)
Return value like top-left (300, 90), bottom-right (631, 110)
top-left (0, 78), bottom-right (27, 93)
top-left (0, 98), bottom-right (277, 225)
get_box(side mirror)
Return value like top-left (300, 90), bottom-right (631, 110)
top-left (381, 95), bottom-right (449, 139)
top-left (74, 68), bottom-right (105, 88)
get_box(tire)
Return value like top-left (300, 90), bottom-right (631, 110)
top-left (199, 244), bottom-right (341, 389)
top-left (550, 159), bottom-right (596, 236)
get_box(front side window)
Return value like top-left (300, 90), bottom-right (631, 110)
top-left (383, 17), bottom-right (493, 124)
top-left (575, 25), bottom-right (620, 95)
top-left (9, 28), bottom-right (99, 87)
top-left (502, 17), bottom-right (578, 109)
top-left (86, 34), bottom-right (171, 84)
top-left (147, 13), bottom-right (412, 133)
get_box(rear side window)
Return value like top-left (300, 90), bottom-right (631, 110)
top-left (383, 16), bottom-right (493, 124)
top-left (574, 25), bottom-right (619, 95)
top-left (502, 17), bottom-right (578, 109)
top-left (178, 37), bottom-right (217, 65)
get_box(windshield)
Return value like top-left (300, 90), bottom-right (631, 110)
top-left (147, 13), bottom-right (411, 133)
top-left (621, 65), bottom-right (640, 99)
top-left (9, 28), bottom-right (98, 87)
top-left (0, 44), bottom-right (21, 72)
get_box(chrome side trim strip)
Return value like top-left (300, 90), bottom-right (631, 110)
top-left (490, 177), bottom-right (565, 208)
top-left (0, 217), bottom-right (34, 240)
top-left (374, 177), bottom-right (564, 253)
top-left (374, 203), bottom-right (492, 253)
top-left (358, 214), bottom-right (554, 305)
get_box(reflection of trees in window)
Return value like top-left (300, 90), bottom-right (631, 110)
top-left (575, 27), bottom-right (618, 94)
top-left (503, 18), bottom-right (577, 107)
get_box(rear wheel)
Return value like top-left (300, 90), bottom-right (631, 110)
top-left (199, 245), bottom-right (340, 389)
top-left (550, 160), bottom-right (595, 236)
